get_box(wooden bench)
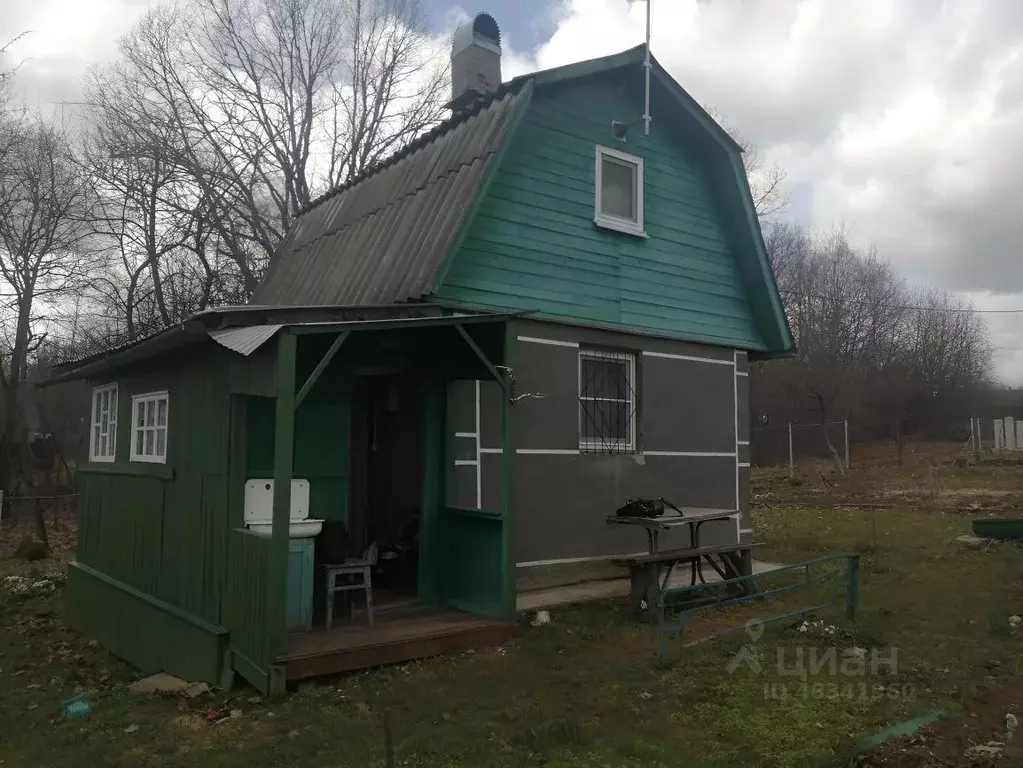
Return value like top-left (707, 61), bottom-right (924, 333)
top-left (613, 543), bottom-right (754, 622)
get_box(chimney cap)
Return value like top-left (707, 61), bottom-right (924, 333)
top-left (453, 12), bottom-right (501, 56)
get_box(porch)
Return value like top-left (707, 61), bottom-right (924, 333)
top-left (219, 309), bottom-right (520, 694)
top-left (282, 607), bottom-right (519, 681)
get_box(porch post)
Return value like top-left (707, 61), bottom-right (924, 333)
top-left (418, 377), bottom-right (446, 605)
top-left (500, 323), bottom-right (515, 618)
top-left (268, 331), bottom-right (297, 663)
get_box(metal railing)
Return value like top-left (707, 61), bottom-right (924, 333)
top-left (656, 554), bottom-right (860, 653)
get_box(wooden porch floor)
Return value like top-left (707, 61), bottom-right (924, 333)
top-left (281, 608), bottom-right (519, 681)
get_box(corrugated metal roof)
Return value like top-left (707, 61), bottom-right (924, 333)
top-left (209, 324), bottom-right (281, 356)
top-left (251, 82), bottom-right (532, 307)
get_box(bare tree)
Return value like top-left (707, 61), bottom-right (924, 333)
top-left (753, 222), bottom-right (991, 456)
top-left (709, 108), bottom-right (789, 219)
top-left (0, 115), bottom-right (96, 532)
top-left (87, 0), bottom-right (446, 298)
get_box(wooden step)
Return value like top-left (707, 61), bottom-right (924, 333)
top-left (281, 611), bottom-right (519, 681)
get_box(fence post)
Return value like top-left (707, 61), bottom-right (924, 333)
top-left (846, 554), bottom-right (860, 621)
top-left (844, 419), bottom-right (850, 470)
top-left (788, 422), bottom-right (794, 477)
top-left (972, 418), bottom-right (981, 465)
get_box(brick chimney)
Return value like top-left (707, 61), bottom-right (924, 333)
top-left (449, 13), bottom-right (501, 111)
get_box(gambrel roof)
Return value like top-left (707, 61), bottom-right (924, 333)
top-left (252, 45), bottom-right (793, 355)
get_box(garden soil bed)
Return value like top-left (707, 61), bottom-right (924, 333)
top-left (857, 680), bottom-right (1023, 766)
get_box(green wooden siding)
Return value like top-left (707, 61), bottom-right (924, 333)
top-left (66, 562), bottom-right (227, 686)
top-left (436, 75), bottom-right (766, 350)
top-left (441, 508), bottom-right (505, 617)
top-left (71, 345), bottom-right (236, 685)
top-left (245, 389), bottom-right (350, 523)
top-left (222, 528), bottom-right (272, 690)
top-left (76, 347), bottom-right (231, 626)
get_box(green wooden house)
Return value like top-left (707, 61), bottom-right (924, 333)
top-left (50, 14), bottom-right (792, 693)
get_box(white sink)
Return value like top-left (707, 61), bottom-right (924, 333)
top-left (246, 519), bottom-right (323, 539)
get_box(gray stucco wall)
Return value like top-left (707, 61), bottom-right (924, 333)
top-left (444, 318), bottom-right (752, 590)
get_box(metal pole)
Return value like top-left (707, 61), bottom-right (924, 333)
top-left (843, 418), bottom-right (850, 470)
top-left (846, 555), bottom-right (860, 621)
top-left (643, 0), bottom-right (651, 135)
top-left (788, 422), bottom-right (794, 477)
top-left (972, 418), bottom-right (981, 465)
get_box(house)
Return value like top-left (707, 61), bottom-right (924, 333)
top-left (48, 14), bottom-right (792, 693)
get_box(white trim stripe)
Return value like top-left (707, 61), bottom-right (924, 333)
top-left (454, 459), bottom-right (477, 467)
top-left (733, 350), bottom-right (740, 511)
top-left (517, 552), bottom-right (647, 568)
top-left (736, 371), bottom-right (749, 377)
top-left (643, 350), bottom-right (734, 366)
top-left (482, 448), bottom-right (741, 457)
top-left (738, 462), bottom-right (750, 468)
top-left (517, 448), bottom-right (580, 455)
top-left (738, 440), bottom-right (750, 445)
top-left (644, 450), bottom-right (736, 457)
top-left (455, 431), bottom-right (477, 439)
top-left (475, 380), bottom-right (482, 509)
top-left (517, 335), bottom-right (579, 348)
top-left (740, 528), bottom-right (754, 534)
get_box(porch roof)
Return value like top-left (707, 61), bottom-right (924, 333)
top-left (41, 306), bottom-right (523, 386)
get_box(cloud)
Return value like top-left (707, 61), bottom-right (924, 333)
top-left (7, 0), bottom-right (1023, 381)
top-left (0, 0), bottom-right (150, 109)
top-left (498, 0), bottom-right (1023, 382)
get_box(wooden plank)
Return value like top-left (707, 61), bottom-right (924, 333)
top-left (232, 649), bottom-right (269, 694)
top-left (613, 543), bottom-right (751, 567)
top-left (70, 562), bottom-right (228, 636)
top-left (454, 324), bottom-right (506, 390)
top-left (78, 462), bottom-right (175, 480)
top-left (268, 332), bottom-right (297, 662)
top-left (294, 331), bottom-right (349, 409)
top-left (283, 617), bottom-right (519, 681)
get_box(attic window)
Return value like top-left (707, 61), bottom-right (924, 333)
top-left (594, 145), bottom-right (645, 237)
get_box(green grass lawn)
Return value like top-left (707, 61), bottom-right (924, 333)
top-left (3, 460), bottom-right (1023, 767)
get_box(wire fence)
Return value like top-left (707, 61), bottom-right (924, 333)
top-left (751, 418), bottom-right (991, 470)
top-left (751, 420), bottom-right (849, 470)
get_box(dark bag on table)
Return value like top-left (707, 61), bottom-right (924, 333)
top-left (616, 498), bottom-right (664, 518)
top-left (615, 497), bottom-right (682, 518)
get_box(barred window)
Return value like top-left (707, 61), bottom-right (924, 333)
top-left (579, 349), bottom-right (637, 454)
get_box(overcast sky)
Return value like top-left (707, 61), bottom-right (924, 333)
top-left (4, 0), bottom-right (1023, 382)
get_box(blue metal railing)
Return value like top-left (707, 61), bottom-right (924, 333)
top-left (656, 553), bottom-right (860, 653)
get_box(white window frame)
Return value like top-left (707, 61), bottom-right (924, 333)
top-left (89, 384), bottom-right (118, 463)
top-left (594, 145), bottom-right (645, 237)
top-left (578, 349), bottom-right (637, 453)
top-left (130, 391), bottom-right (169, 464)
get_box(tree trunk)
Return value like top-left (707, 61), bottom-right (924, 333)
top-left (32, 497), bottom-right (49, 555)
top-left (895, 419), bottom-right (904, 466)
top-left (1, 299), bottom-right (32, 520)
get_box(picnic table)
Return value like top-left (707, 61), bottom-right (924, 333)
top-left (605, 508), bottom-right (753, 621)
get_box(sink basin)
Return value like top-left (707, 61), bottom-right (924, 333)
top-left (246, 519), bottom-right (323, 538)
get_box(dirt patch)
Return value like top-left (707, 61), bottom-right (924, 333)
top-left (0, 499), bottom-right (77, 556)
top-left (858, 679), bottom-right (1023, 766)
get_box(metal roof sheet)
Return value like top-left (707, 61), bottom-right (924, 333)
top-left (251, 82), bottom-right (532, 307)
top-left (209, 324), bottom-right (282, 356)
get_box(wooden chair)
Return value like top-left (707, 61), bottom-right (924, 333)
top-left (323, 543), bottom-right (377, 628)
